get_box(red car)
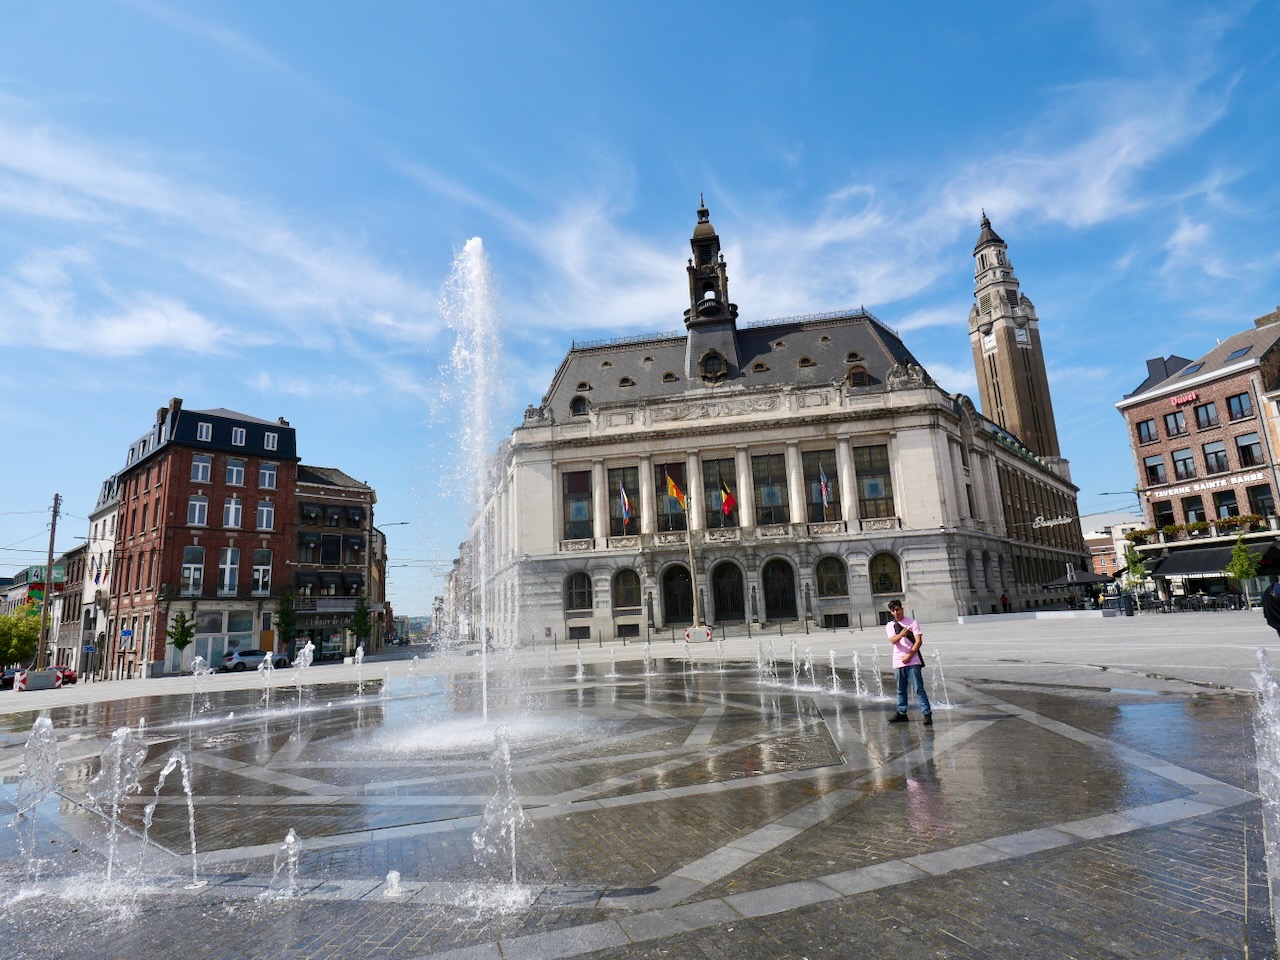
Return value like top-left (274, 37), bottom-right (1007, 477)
top-left (54, 665), bottom-right (77, 684)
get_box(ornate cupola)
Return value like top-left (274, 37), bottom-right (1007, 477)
top-left (683, 198), bottom-right (741, 382)
top-left (966, 213), bottom-right (1066, 470)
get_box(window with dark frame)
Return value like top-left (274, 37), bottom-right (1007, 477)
top-left (1164, 410), bottom-right (1187, 437)
top-left (1136, 419), bottom-right (1157, 443)
top-left (562, 470), bottom-right (593, 540)
top-left (1237, 432), bottom-right (1264, 467)
top-left (1143, 454), bottom-right (1166, 485)
top-left (1171, 448), bottom-right (1196, 480)
top-left (565, 572), bottom-right (592, 612)
top-left (751, 453), bottom-right (789, 525)
top-left (1193, 402), bottom-right (1219, 429)
top-left (1203, 440), bottom-right (1228, 474)
top-left (1227, 392), bottom-right (1254, 420)
top-left (654, 462), bottom-right (687, 532)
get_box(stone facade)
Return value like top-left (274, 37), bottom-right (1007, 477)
top-left (453, 207), bottom-right (1085, 643)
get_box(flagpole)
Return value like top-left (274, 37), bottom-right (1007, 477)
top-left (687, 524), bottom-right (701, 632)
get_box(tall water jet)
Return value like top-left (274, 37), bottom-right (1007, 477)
top-left (871, 645), bottom-right (886, 698)
top-left (643, 642), bottom-right (654, 677)
top-left (1252, 647), bottom-right (1280, 948)
top-left (354, 643), bottom-right (365, 698)
top-left (851, 651), bottom-right (868, 699)
top-left (86, 726), bottom-right (148, 882)
top-left (440, 237), bottom-right (502, 724)
top-left (257, 653), bottom-right (275, 709)
top-left (263, 828), bottom-right (302, 899)
top-left (11, 714), bottom-right (61, 881)
top-left (472, 725), bottom-right (526, 886)
top-left (828, 650), bottom-right (842, 695)
top-left (189, 656), bottom-right (213, 721)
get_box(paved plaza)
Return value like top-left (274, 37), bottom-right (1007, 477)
top-left (1, 612), bottom-right (1278, 959)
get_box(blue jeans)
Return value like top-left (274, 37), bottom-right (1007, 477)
top-left (895, 664), bottom-right (931, 716)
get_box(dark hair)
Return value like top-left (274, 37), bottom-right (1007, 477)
top-left (887, 600), bottom-right (902, 610)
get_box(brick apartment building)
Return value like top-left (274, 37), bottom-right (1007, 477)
top-left (1115, 309), bottom-right (1280, 595)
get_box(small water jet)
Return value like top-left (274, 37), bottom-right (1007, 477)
top-left (261, 828), bottom-right (302, 899)
top-left (789, 639), bottom-right (799, 687)
top-left (851, 651), bottom-right (868, 699)
top-left (85, 725), bottom-right (148, 882)
top-left (354, 643), bottom-right (365, 698)
top-left (576, 651), bottom-right (585, 683)
top-left (140, 751), bottom-right (204, 888)
top-left (257, 653), bottom-right (275, 709)
top-left (931, 648), bottom-right (952, 708)
top-left (715, 638), bottom-right (726, 673)
top-left (871, 645), bottom-right (887, 698)
top-left (607, 648), bottom-right (617, 678)
top-left (802, 648), bottom-right (816, 688)
top-left (643, 642), bottom-right (654, 677)
top-left (471, 725), bottom-right (527, 886)
top-left (828, 650), bottom-right (842, 695)
top-left (385, 869), bottom-right (403, 898)
top-left (10, 714), bottom-right (61, 881)
top-left (293, 640), bottom-right (316, 705)
top-left (189, 656), bottom-right (213, 721)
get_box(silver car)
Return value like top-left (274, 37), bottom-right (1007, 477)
top-left (221, 649), bottom-right (290, 672)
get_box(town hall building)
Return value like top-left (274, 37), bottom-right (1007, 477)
top-left (453, 204), bottom-right (1085, 643)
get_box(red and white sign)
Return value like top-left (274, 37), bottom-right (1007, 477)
top-left (684, 626), bottom-right (712, 643)
top-left (1170, 392), bottom-right (1198, 406)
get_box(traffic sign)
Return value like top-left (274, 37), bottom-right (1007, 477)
top-left (121, 629), bottom-right (133, 638)
top-left (684, 625), bottom-right (712, 643)
top-left (84, 645), bottom-right (95, 653)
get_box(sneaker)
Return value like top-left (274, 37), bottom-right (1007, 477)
top-left (888, 713), bottom-right (909, 723)
top-left (923, 715), bottom-right (933, 727)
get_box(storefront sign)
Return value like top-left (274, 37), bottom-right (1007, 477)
top-left (1032, 515), bottom-right (1074, 528)
top-left (1146, 471), bottom-right (1267, 499)
top-left (1170, 392), bottom-right (1198, 406)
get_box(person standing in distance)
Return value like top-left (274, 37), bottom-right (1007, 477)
top-left (886, 600), bottom-right (932, 726)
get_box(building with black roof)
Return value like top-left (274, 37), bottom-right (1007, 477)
top-left (454, 205), bottom-right (1085, 640)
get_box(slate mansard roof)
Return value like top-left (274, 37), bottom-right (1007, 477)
top-left (536, 307), bottom-right (929, 423)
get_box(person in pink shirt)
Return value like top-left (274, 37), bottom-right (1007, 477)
top-left (886, 599), bottom-right (932, 726)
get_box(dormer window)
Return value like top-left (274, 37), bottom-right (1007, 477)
top-left (845, 351), bottom-right (863, 363)
top-left (576, 381), bottom-right (591, 392)
top-left (751, 361), bottom-right (769, 373)
top-left (773, 340), bottom-right (785, 348)
top-left (846, 366), bottom-right (870, 387)
top-left (819, 335), bottom-right (831, 343)
top-left (601, 361), bottom-right (612, 368)
top-left (662, 372), bottom-right (679, 383)
top-left (798, 357), bottom-right (816, 368)
top-left (618, 376), bottom-right (635, 387)
top-left (700, 352), bottom-right (727, 381)
top-left (570, 396), bottom-right (589, 416)
top-left (197, 422), bottom-right (212, 442)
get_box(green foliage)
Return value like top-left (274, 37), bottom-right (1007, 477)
top-left (1222, 535), bottom-right (1261, 586)
top-left (166, 610), bottom-right (196, 651)
top-left (1122, 546), bottom-right (1148, 586)
top-left (351, 595), bottom-right (372, 643)
top-left (276, 592), bottom-right (297, 650)
top-left (0, 603), bottom-right (41, 664)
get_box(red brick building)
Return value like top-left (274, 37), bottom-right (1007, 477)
top-left (108, 398), bottom-right (299, 677)
top-left (1115, 311), bottom-right (1280, 596)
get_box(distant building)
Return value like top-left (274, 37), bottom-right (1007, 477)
top-left (456, 205), bottom-right (1085, 642)
top-left (1116, 307), bottom-right (1280, 597)
top-left (101, 397), bottom-right (386, 679)
top-left (1079, 511), bottom-right (1145, 580)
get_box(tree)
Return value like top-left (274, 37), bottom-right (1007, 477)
top-left (1222, 535), bottom-right (1262, 608)
top-left (0, 603), bottom-right (41, 665)
top-left (1121, 546), bottom-right (1150, 611)
top-left (351, 595), bottom-right (372, 647)
top-left (166, 610), bottom-right (196, 663)
top-left (276, 592), bottom-right (297, 655)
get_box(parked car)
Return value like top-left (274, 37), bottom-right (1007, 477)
top-left (0, 668), bottom-right (19, 690)
top-left (54, 664), bottom-right (77, 684)
top-left (221, 649), bottom-right (290, 672)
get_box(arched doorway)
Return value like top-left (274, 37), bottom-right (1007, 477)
top-left (711, 562), bottom-right (745, 622)
top-left (761, 558), bottom-right (797, 621)
top-left (662, 564), bottom-right (693, 624)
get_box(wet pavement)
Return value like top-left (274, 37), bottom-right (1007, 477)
top-left (0, 614), bottom-right (1277, 959)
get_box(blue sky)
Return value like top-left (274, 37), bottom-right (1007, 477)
top-left (2, 1), bottom-right (1278, 615)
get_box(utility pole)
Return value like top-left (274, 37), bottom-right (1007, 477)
top-left (36, 492), bottom-right (62, 671)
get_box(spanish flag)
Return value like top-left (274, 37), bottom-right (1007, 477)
top-left (720, 479), bottom-right (737, 515)
top-left (666, 474), bottom-right (687, 510)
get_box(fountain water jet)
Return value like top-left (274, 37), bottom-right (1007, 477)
top-left (440, 237), bottom-right (501, 723)
top-left (10, 714), bottom-right (61, 881)
top-left (828, 650), bottom-right (842, 694)
top-left (471, 725), bottom-right (526, 886)
top-left (140, 751), bottom-right (204, 888)
top-left (189, 656), bottom-right (213, 721)
top-left (85, 726), bottom-right (148, 882)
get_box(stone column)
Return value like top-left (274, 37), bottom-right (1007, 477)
top-left (736, 447), bottom-right (756, 528)
top-left (688, 451), bottom-right (705, 531)
top-left (592, 460), bottom-right (607, 546)
top-left (786, 441), bottom-right (805, 524)
top-left (837, 437), bottom-right (855, 524)
top-left (639, 454), bottom-right (654, 535)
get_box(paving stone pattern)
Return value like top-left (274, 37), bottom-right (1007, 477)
top-left (0, 650), bottom-right (1274, 960)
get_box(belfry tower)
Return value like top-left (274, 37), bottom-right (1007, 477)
top-left (683, 198), bottom-right (741, 381)
top-left (967, 215), bottom-right (1067, 477)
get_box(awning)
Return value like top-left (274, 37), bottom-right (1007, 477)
top-left (346, 506), bottom-right (366, 522)
top-left (318, 571), bottom-right (343, 586)
top-left (295, 572), bottom-right (319, 587)
top-left (345, 535), bottom-right (365, 551)
top-left (1154, 543), bottom-right (1267, 577)
top-left (325, 506), bottom-right (344, 521)
top-left (299, 503), bottom-right (322, 519)
top-left (344, 572), bottom-right (365, 588)
top-left (299, 532), bottom-right (322, 547)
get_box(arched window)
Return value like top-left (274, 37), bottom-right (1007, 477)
top-left (662, 371), bottom-right (679, 383)
top-left (846, 366), bottom-right (869, 387)
top-left (798, 356), bottom-right (815, 368)
top-left (612, 569), bottom-right (641, 610)
top-left (618, 377), bottom-right (635, 387)
top-left (576, 381), bottom-right (591, 391)
top-left (845, 351), bottom-right (863, 363)
top-left (570, 396), bottom-right (588, 416)
top-left (751, 361), bottom-right (769, 373)
top-left (565, 572), bottom-right (592, 612)
top-left (868, 553), bottom-right (902, 594)
top-left (815, 556), bottom-right (848, 597)
top-left (701, 352), bottom-right (725, 380)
